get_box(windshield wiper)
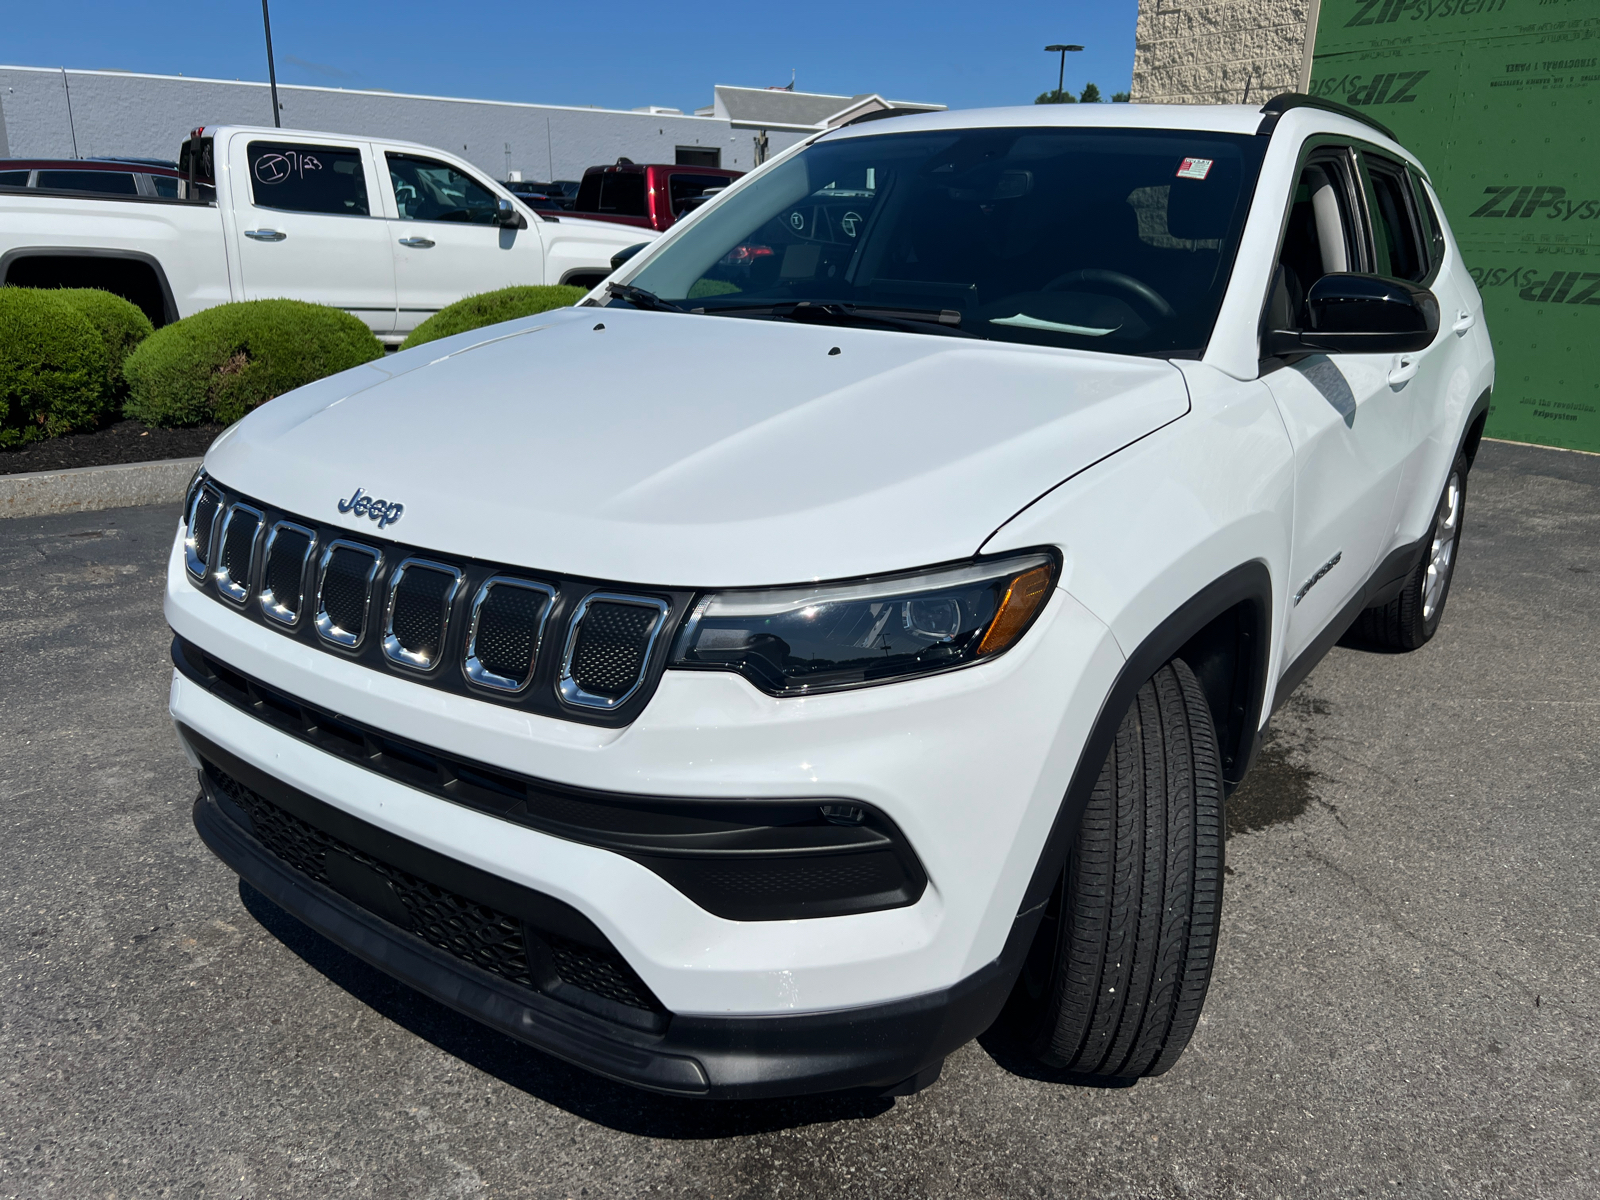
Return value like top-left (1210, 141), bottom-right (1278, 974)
top-left (701, 301), bottom-right (980, 339)
top-left (606, 283), bottom-right (690, 313)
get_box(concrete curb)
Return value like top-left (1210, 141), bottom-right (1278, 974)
top-left (0, 456), bottom-right (201, 519)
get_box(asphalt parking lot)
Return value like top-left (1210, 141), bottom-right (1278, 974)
top-left (2, 439), bottom-right (1596, 1200)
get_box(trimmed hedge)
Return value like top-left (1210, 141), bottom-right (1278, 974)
top-left (0, 288), bottom-right (111, 448)
top-left (400, 285), bottom-right (585, 350)
top-left (54, 288), bottom-right (154, 401)
top-left (124, 299), bottom-right (384, 427)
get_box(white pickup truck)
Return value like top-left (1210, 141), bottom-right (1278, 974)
top-left (0, 126), bottom-right (651, 343)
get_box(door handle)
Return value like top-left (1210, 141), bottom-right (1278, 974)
top-left (1388, 354), bottom-right (1419, 387)
top-left (243, 229), bottom-right (286, 242)
top-left (1452, 309), bottom-right (1475, 335)
top-left (398, 237), bottom-right (436, 248)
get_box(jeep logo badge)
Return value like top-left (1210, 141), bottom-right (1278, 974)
top-left (338, 487), bottom-right (405, 529)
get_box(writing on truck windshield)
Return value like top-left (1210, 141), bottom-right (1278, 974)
top-left (625, 127), bottom-right (1267, 356)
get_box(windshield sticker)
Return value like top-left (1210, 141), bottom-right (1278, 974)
top-left (1176, 157), bottom-right (1214, 181)
top-left (989, 314), bottom-right (1120, 337)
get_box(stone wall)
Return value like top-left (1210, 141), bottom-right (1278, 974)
top-left (1131, 0), bottom-right (1314, 104)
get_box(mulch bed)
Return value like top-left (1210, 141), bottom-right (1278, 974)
top-left (0, 420), bottom-right (226, 476)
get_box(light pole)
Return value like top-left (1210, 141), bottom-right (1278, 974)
top-left (262, 0), bottom-right (282, 128)
top-left (1044, 44), bottom-right (1084, 102)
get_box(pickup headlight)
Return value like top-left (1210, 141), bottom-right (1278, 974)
top-left (669, 552), bottom-right (1056, 695)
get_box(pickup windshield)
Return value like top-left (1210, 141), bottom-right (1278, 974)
top-left (625, 126), bottom-right (1267, 356)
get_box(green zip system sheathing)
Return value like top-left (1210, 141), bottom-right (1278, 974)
top-left (1311, 0), bottom-right (1600, 451)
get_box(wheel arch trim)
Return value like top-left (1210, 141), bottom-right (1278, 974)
top-left (998, 560), bottom-right (1273, 965)
top-left (0, 246), bottom-right (180, 325)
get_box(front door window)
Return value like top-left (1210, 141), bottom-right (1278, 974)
top-left (386, 154), bottom-right (500, 225)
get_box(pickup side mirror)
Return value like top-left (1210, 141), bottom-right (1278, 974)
top-left (1264, 272), bottom-right (1439, 357)
top-left (610, 242), bottom-right (649, 271)
top-left (494, 197), bottom-right (528, 229)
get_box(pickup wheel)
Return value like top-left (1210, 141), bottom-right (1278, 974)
top-left (1005, 658), bottom-right (1223, 1080)
top-left (1350, 452), bottom-right (1468, 651)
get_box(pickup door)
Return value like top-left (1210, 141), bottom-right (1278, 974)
top-left (228, 134), bottom-right (397, 334)
top-left (375, 146), bottom-right (546, 335)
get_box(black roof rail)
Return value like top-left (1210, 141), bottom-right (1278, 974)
top-left (1256, 92), bottom-right (1398, 142)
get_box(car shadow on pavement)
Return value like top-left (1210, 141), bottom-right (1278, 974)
top-left (239, 881), bottom-right (894, 1137)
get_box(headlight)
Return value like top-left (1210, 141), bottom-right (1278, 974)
top-left (669, 552), bottom-right (1056, 695)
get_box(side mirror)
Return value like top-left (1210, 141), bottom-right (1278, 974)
top-left (1264, 273), bottom-right (1439, 357)
top-left (610, 242), bottom-right (649, 271)
top-left (494, 197), bottom-right (528, 229)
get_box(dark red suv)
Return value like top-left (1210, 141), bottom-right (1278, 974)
top-left (0, 158), bottom-right (186, 199)
top-left (570, 162), bottom-right (743, 232)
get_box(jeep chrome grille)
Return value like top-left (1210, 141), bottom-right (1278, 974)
top-left (260, 521), bottom-right (315, 626)
top-left (465, 577), bottom-right (555, 692)
top-left (181, 474), bottom-right (687, 725)
top-left (560, 594), bottom-right (670, 710)
top-left (316, 541), bottom-right (383, 648)
top-left (214, 504), bottom-right (264, 603)
top-left (184, 483), bottom-right (224, 579)
top-left (383, 559), bottom-right (463, 670)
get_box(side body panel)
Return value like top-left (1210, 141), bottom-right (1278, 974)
top-left (1395, 176), bottom-right (1496, 539)
top-left (981, 361), bottom-right (1296, 734)
top-left (0, 192), bottom-right (230, 317)
top-left (538, 216), bottom-right (660, 288)
top-left (1264, 349), bottom-right (1407, 665)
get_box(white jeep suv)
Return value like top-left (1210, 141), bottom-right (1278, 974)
top-left (166, 95), bottom-right (1494, 1098)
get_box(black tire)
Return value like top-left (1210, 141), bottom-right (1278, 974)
top-left (1349, 452), bottom-right (1468, 651)
top-left (1005, 659), bottom-right (1224, 1079)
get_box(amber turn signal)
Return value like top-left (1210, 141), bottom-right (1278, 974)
top-left (976, 565), bottom-right (1054, 657)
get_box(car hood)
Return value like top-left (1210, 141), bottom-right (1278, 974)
top-left (207, 307), bottom-right (1188, 587)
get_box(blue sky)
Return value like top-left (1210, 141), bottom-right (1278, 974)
top-left (6, 1), bottom-right (1138, 114)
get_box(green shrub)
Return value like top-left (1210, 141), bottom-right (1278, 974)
top-left (0, 288), bottom-right (111, 448)
top-left (53, 288), bottom-right (154, 401)
top-left (400, 285), bottom-right (585, 350)
top-left (123, 299), bottom-right (384, 427)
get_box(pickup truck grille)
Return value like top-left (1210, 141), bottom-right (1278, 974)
top-left (184, 476), bottom-right (689, 727)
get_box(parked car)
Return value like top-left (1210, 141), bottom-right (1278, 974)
top-left (0, 157), bottom-right (185, 198)
top-left (169, 95), bottom-right (1493, 1099)
top-left (0, 128), bottom-right (652, 339)
top-left (504, 179), bottom-right (579, 211)
top-left (569, 161), bottom-right (743, 232)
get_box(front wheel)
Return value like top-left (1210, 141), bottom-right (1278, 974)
top-left (1004, 658), bottom-right (1224, 1080)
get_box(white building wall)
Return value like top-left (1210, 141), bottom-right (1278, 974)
top-left (0, 66), bottom-right (809, 178)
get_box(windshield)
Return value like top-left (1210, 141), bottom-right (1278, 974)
top-left (624, 126), bottom-right (1266, 356)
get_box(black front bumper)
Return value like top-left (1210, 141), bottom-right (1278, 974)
top-left (189, 733), bottom-right (1018, 1100)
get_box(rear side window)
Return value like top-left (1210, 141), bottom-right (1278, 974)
top-left (0, 170), bottom-right (29, 187)
top-left (37, 170), bottom-right (139, 195)
top-left (669, 173), bottom-right (731, 217)
top-left (386, 153), bottom-right (499, 224)
top-left (1410, 170), bottom-right (1446, 267)
top-left (248, 142), bottom-right (370, 216)
top-left (576, 172), bottom-right (646, 216)
top-left (1365, 156), bottom-right (1427, 282)
top-left (148, 174), bottom-right (180, 198)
